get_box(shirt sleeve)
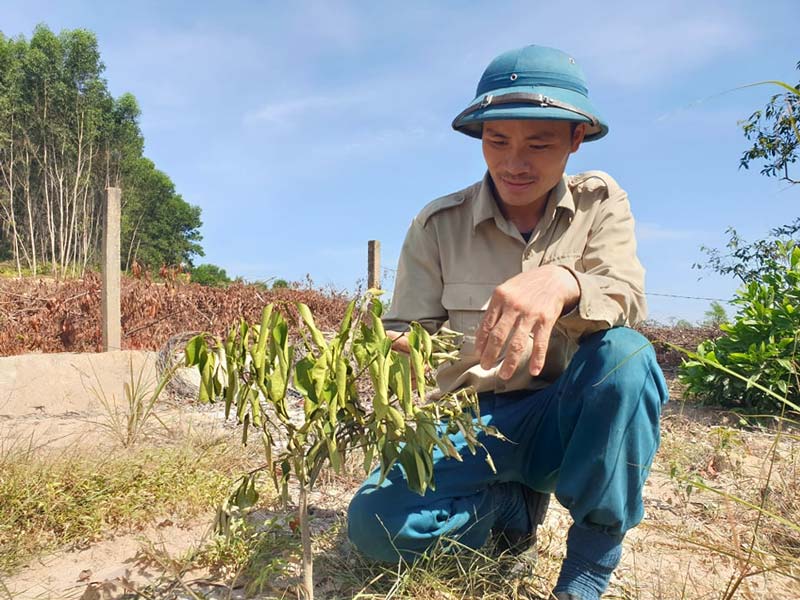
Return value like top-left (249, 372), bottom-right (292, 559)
top-left (556, 185), bottom-right (647, 341)
top-left (382, 215), bottom-right (448, 334)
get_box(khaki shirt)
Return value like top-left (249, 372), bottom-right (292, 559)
top-left (383, 170), bottom-right (646, 397)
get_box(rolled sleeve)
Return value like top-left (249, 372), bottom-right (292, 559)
top-left (383, 216), bottom-right (448, 334)
top-left (557, 187), bottom-right (647, 340)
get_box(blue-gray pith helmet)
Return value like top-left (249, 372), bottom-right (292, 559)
top-left (452, 45), bottom-right (608, 141)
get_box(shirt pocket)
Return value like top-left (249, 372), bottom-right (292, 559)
top-left (440, 282), bottom-right (497, 339)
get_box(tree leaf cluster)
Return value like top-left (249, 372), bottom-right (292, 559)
top-left (696, 218), bottom-right (800, 285)
top-left (739, 64), bottom-right (800, 184)
top-left (184, 293), bottom-right (497, 500)
top-left (680, 241), bottom-right (800, 412)
top-left (685, 68), bottom-right (800, 414)
top-left (190, 263), bottom-right (231, 287)
top-left (0, 25), bottom-right (203, 277)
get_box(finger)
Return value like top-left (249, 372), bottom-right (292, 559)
top-left (498, 316), bottom-right (534, 380)
top-left (474, 297), bottom-right (503, 356)
top-left (479, 309), bottom-right (518, 370)
top-left (529, 318), bottom-right (555, 376)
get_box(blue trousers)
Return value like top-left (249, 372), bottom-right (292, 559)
top-left (347, 327), bottom-right (669, 562)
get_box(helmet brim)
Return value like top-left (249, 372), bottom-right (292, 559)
top-left (452, 85), bottom-right (608, 141)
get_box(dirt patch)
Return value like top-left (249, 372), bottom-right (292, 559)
top-left (1, 351), bottom-right (798, 599)
top-left (6, 520), bottom-right (211, 600)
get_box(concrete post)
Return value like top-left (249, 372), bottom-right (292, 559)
top-left (368, 240), bottom-right (381, 290)
top-left (102, 187), bottom-right (121, 351)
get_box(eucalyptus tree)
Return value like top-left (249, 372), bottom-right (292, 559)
top-left (0, 25), bottom-right (204, 276)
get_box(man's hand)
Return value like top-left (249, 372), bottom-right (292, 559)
top-left (474, 265), bottom-right (580, 379)
top-left (386, 330), bottom-right (411, 354)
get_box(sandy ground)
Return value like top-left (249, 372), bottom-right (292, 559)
top-left (1, 351), bottom-right (798, 599)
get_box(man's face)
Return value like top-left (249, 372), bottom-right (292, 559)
top-left (481, 119), bottom-right (585, 209)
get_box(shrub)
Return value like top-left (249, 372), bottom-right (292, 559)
top-left (679, 241), bottom-right (799, 412)
top-left (192, 263), bottom-right (231, 287)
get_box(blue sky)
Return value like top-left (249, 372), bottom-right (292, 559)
top-left (3, 0), bottom-right (798, 323)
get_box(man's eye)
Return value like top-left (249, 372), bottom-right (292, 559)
top-left (531, 145), bottom-right (550, 151)
top-left (490, 139), bottom-right (507, 147)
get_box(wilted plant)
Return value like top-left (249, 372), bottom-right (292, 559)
top-left (185, 292), bottom-right (498, 599)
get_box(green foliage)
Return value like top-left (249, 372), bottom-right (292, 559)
top-left (697, 219), bottom-right (800, 284)
top-left (685, 73), bottom-right (800, 414)
top-left (740, 63), bottom-right (800, 183)
top-left (703, 300), bottom-right (729, 328)
top-left (185, 294), bottom-right (495, 497)
top-left (272, 278), bottom-right (289, 289)
top-left (191, 263), bottom-right (231, 287)
top-left (120, 157), bottom-right (204, 270)
top-left (679, 242), bottom-right (800, 412)
top-left (185, 293), bottom-right (496, 599)
top-left (698, 70), bottom-right (800, 286)
top-left (0, 25), bottom-right (204, 276)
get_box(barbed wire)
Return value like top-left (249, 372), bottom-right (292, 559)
top-left (379, 268), bottom-right (730, 304)
top-left (646, 292), bottom-right (731, 303)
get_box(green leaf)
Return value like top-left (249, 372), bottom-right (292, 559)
top-left (184, 334), bottom-right (205, 366)
top-left (327, 436), bottom-right (341, 472)
top-left (362, 444), bottom-right (375, 474)
top-left (398, 445), bottom-right (423, 495)
top-left (242, 413), bottom-right (250, 445)
top-left (389, 353), bottom-right (413, 414)
top-left (255, 304), bottom-right (274, 356)
top-left (297, 303), bottom-right (327, 349)
top-left (338, 299), bottom-right (356, 340)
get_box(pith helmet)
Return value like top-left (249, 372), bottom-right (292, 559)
top-left (452, 45), bottom-right (608, 141)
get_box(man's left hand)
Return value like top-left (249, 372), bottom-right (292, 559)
top-left (474, 265), bottom-right (580, 379)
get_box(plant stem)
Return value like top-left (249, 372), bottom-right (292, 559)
top-left (298, 484), bottom-right (314, 600)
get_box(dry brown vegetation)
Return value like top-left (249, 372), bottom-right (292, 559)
top-left (1, 273), bottom-right (714, 362)
top-left (0, 273), bottom-right (349, 356)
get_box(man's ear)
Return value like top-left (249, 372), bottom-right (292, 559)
top-left (570, 123), bottom-right (587, 152)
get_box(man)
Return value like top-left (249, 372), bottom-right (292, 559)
top-left (347, 45), bottom-right (668, 600)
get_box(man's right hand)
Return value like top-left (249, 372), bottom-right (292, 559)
top-left (386, 329), bottom-right (411, 354)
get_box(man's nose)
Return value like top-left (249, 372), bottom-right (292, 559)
top-left (504, 150), bottom-right (530, 174)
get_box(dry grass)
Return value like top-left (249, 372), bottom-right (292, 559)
top-left (0, 431), bottom-right (249, 575)
top-left (2, 376), bottom-right (799, 599)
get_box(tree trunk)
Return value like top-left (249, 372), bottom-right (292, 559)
top-left (298, 485), bottom-right (314, 600)
top-left (23, 148), bottom-right (37, 275)
top-left (0, 132), bottom-right (23, 276)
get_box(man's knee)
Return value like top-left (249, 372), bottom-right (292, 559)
top-left (347, 487), bottom-right (399, 562)
top-left (581, 326), bottom-right (652, 361)
top-left (577, 327), bottom-right (667, 408)
top-left (580, 327), bottom-right (656, 376)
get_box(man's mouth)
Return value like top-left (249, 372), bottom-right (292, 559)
top-left (500, 177), bottom-right (536, 189)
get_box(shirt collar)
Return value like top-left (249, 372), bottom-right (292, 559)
top-left (472, 173), bottom-right (576, 231)
top-left (472, 172), bottom-right (501, 229)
